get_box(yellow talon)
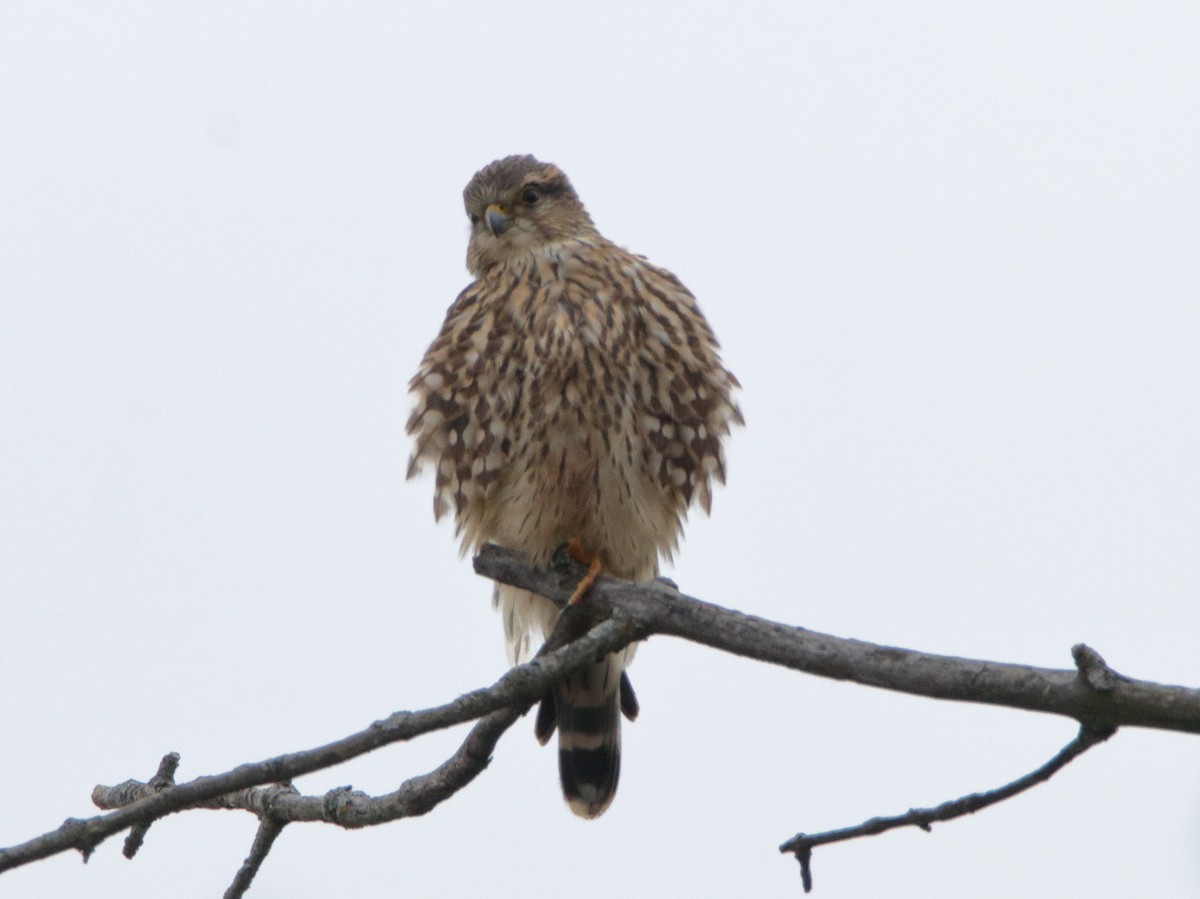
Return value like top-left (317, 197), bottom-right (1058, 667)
top-left (565, 538), bottom-right (602, 605)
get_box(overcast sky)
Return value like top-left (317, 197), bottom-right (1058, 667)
top-left (3, 3), bottom-right (1199, 897)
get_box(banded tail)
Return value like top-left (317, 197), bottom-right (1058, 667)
top-left (497, 583), bottom-right (639, 818)
top-left (535, 656), bottom-right (639, 818)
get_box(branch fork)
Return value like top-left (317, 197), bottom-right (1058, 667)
top-left (2, 544), bottom-right (1197, 895)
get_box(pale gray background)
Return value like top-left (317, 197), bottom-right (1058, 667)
top-left (3, 3), bottom-right (1198, 897)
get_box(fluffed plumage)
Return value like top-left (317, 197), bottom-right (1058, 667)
top-left (407, 155), bottom-right (741, 817)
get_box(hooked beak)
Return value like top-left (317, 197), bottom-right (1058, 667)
top-left (485, 204), bottom-right (509, 236)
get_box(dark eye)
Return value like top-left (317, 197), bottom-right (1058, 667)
top-left (521, 186), bottom-right (541, 204)
top-left (469, 213), bottom-right (480, 225)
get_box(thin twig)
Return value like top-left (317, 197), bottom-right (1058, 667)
top-left (122, 752), bottom-right (180, 859)
top-left (0, 616), bottom-right (633, 873)
top-left (223, 815), bottom-right (288, 899)
top-left (779, 724), bottom-right (1117, 892)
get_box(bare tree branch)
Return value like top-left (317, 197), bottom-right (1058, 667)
top-left (4, 543), bottom-right (1200, 896)
top-left (0, 616), bottom-right (633, 874)
top-left (473, 543), bottom-right (1200, 734)
top-left (223, 814), bottom-right (288, 899)
top-left (778, 723), bottom-right (1117, 892)
top-left (102, 752), bottom-right (181, 862)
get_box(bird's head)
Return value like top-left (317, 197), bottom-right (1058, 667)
top-left (463, 155), bottom-right (596, 276)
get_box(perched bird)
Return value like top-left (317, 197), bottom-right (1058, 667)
top-left (407, 155), bottom-right (741, 818)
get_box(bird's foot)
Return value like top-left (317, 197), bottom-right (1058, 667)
top-left (564, 537), bottom-right (602, 606)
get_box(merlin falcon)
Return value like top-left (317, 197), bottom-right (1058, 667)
top-left (407, 155), bottom-right (742, 818)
